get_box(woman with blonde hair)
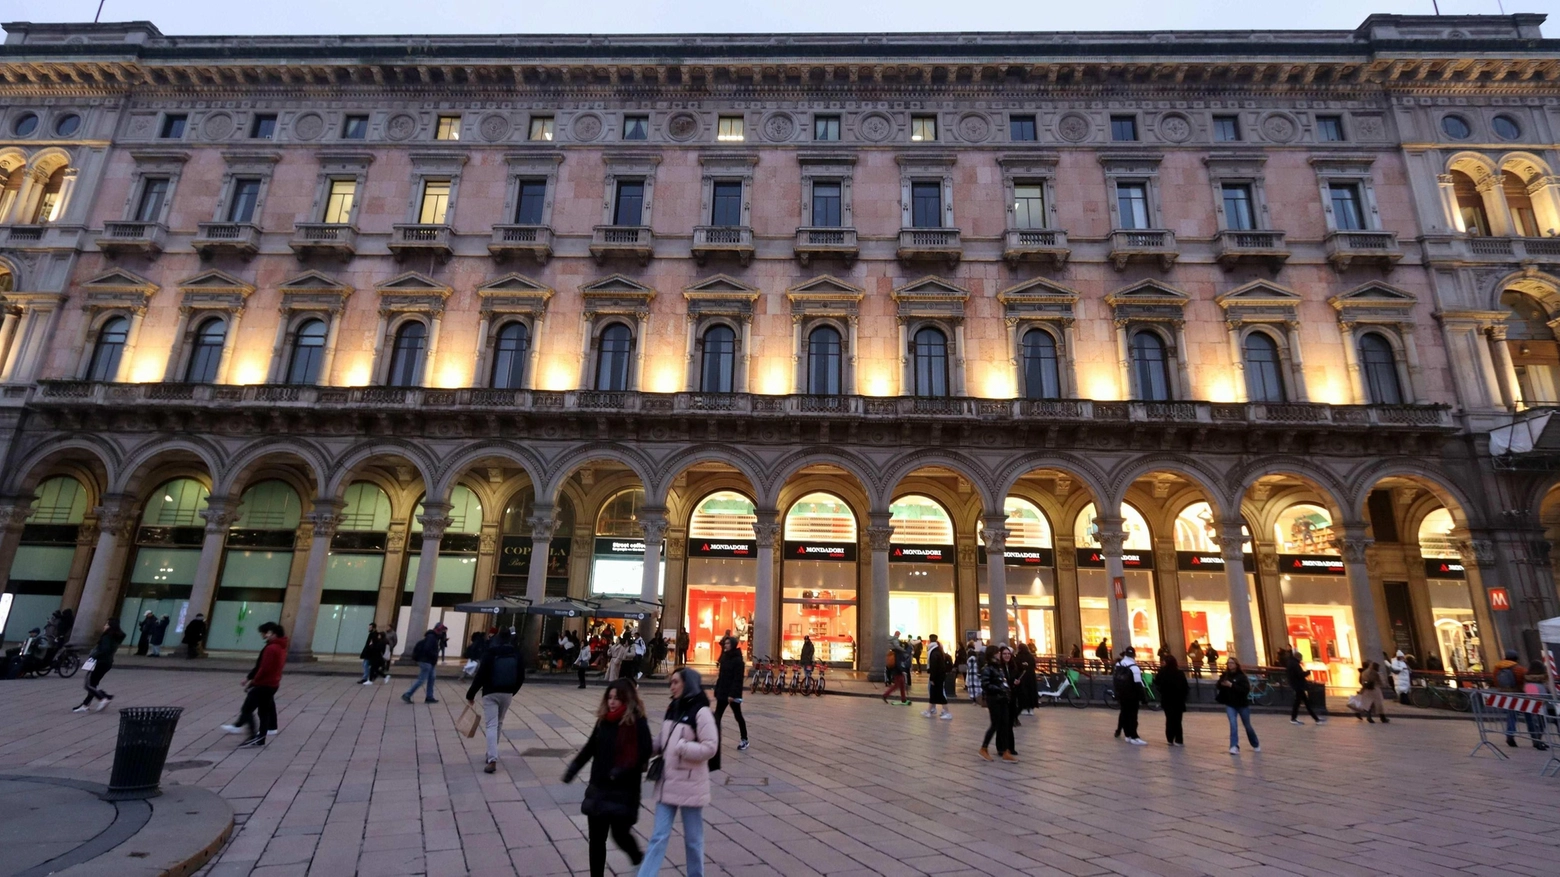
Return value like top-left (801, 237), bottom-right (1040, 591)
top-left (563, 678), bottom-right (652, 877)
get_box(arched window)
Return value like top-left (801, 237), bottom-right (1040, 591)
top-left (1503, 171), bottom-right (1540, 237)
top-left (1450, 170), bottom-right (1490, 236)
top-left (183, 317), bottom-right (226, 383)
top-left (1021, 328), bottom-right (1061, 400)
top-left (594, 323), bottom-right (633, 391)
top-left (1358, 332), bottom-right (1403, 405)
top-left (911, 326), bottom-right (948, 397)
top-left (490, 321), bottom-right (530, 389)
top-left (386, 321), bottom-right (427, 387)
top-left (1131, 330), bottom-right (1171, 401)
top-left (31, 166), bottom-right (68, 223)
top-left (807, 325), bottom-right (842, 395)
top-left (1242, 331), bottom-right (1286, 403)
top-left (699, 324), bottom-right (736, 393)
top-left (1502, 291), bottom-right (1559, 405)
top-left (285, 319), bottom-right (328, 385)
top-left (87, 316), bottom-right (129, 382)
top-left (595, 488), bottom-right (646, 537)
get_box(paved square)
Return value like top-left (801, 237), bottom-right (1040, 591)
top-left (1, 665), bottom-right (1557, 877)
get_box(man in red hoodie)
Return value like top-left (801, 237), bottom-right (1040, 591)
top-left (222, 622), bottom-right (287, 747)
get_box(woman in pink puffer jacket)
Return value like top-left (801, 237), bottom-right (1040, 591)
top-left (637, 667), bottom-right (719, 877)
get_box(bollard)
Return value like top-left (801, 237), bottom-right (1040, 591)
top-left (103, 706), bottom-right (184, 800)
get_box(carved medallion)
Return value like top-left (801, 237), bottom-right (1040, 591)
top-left (666, 111), bottom-right (700, 141)
top-left (1260, 113), bottom-right (1298, 143)
top-left (1158, 113), bottom-right (1191, 143)
top-left (763, 112), bottom-right (796, 141)
top-left (479, 113), bottom-right (511, 142)
top-left (858, 112), bottom-right (893, 142)
top-left (201, 112), bottom-right (235, 140)
top-left (385, 113), bottom-right (418, 141)
top-left (957, 113), bottom-right (991, 142)
top-left (572, 113), bottom-right (604, 142)
top-left (1354, 116), bottom-right (1385, 140)
top-left (1056, 113), bottom-right (1091, 142)
top-left (292, 112), bottom-right (325, 141)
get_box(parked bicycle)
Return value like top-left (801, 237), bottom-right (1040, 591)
top-left (1410, 682), bottom-right (1472, 712)
top-left (1247, 673), bottom-right (1277, 706)
top-left (787, 661), bottom-right (805, 694)
top-left (750, 656), bottom-right (776, 694)
top-left (802, 662), bottom-right (827, 696)
top-left (1036, 668), bottom-right (1089, 709)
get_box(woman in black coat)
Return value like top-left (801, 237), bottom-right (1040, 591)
top-left (712, 636), bottom-right (749, 748)
top-left (1013, 644), bottom-right (1040, 716)
top-left (563, 678), bottom-right (652, 877)
top-left (1158, 654), bottom-right (1190, 746)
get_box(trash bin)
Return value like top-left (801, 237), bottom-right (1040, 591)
top-left (1309, 682), bottom-right (1328, 714)
top-left (103, 706), bottom-right (184, 800)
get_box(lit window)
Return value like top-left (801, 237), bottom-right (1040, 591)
top-left (160, 114), bottom-right (187, 139)
top-left (528, 116), bottom-right (554, 141)
top-left (323, 179), bottom-right (357, 224)
top-left (1010, 116), bottom-right (1037, 142)
top-left (435, 116), bottom-right (461, 141)
top-left (418, 180), bottom-right (451, 225)
top-left (1110, 115), bottom-right (1138, 142)
top-left (1213, 115), bottom-right (1240, 142)
top-left (717, 116), bottom-right (745, 142)
top-left (251, 114), bottom-right (277, 139)
top-left (623, 116), bottom-right (649, 141)
top-left (910, 116), bottom-right (937, 142)
top-left (1316, 115), bottom-right (1345, 142)
top-left (342, 115), bottom-right (368, 139)
top-left (813, 116), bottom-right (840, 141)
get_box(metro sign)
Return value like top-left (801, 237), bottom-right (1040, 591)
top-left (1488, 587), bottom-right (1511, 611)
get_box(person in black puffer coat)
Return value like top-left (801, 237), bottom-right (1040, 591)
top-left (979, 644), bottom-right (1016, 762)
top-left (713, 636), bottom-right (749, 750)
top-left (563, 678), bottom-right (652, 877)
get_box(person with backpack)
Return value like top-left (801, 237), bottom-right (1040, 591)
top-left (1286, 651), bottom-right (1325, 725)
top-left (1216, 657), bottom-right (1261, 754)
top-left (149, 615), bottom-right (170, 657)
top-left (182, 613), bottom-right (206, 658)
top-left (1492, 649), bottom-right (1547, 749)
top-left (882, 640), bottom-right (910, 705)
top-left (359, 623), bottom-right (384, 684)
top-left (221, 621), bottom-right (288, 747)
top-left (1113, 647), bottom-right (1147, 745)
top-left (466, 627), bottom-right (525, 772)
top-left (401, 624), bottom-right (445, 704)
top-left (712, 636), bottom-right (750, 751)
top-left (1158, 654), bottom-right (1189, 746)
top-left (1187, 640), bottom-right (1205, 678)
top-left (922, 634), bottom-right (953, 719)
top-left (637, 668), bottom-right (718, 877)
top-left (979, 644), bottom-right (1016, 761)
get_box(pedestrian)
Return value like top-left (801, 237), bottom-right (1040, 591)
top-left (401, 624), bottom-right (443, 704)
top-left (631, 633), bottom-right (647, 680)
top-left (437, 625), bottom-right (449, 663)
top-left (562, 678), bottom-right (651, 877)
top-left (576, 638), bottom-right (593, 688)
top-left (1068, 643), bottom-right (1082, 666)
top-left (712, 636), bottom-right (749, 751)
top-left (359, 623), bottom-right (382, 684)
top-left (461, 630), bottom-right (487, 679)
top-left (380, 626), bottom-right (397, 682)
top-left (1094, 638), bottom-right (1110, 669)
top-left (1113, 647), bottom-right (1147, 745)
top-left (1286, 650), bottom-right (1325, 725)
top-left (74, 619), bottom-right (126, 712)
top-left (1425, 652), bottom-right (1445, 676)
top-left (1157, 642), bottom-right (1173, 666)
top-left (913, 636), bottom-right (925, 671)
top-left (922, 634), bottom-right (953, 719)
top-left (649, 633), bottom-right (668, 677)
top-left (1013, 643), bottom-right (1039, 717)
top-left (1204, 643), bottom-right (1219, 674)
top-left (182, 613), bottom-right (206, 658)
top-left (1492, 649), bottom-right (1546, 749)
top-left (881, 639), bottom-right (910, 705)
top-left (964, 646), bottom-right (982, 704)
top-left (1388, 650), bottom-right (1412, 705)
top-left (637, 667), bottom-right (718, 877)
top-left (979, 644), bottom-right (1016, 761)
top-left (1159, 654), bottom-right (1189, 746)
top-left (606, 637), bottom-right (626, 682)
top-left (1187, 639), bottom-right (1204, 678)
top-left (1353, 661), bottom-right (1390, 724)
top-left (1217, 657), bottom-right (1261, 754)
top-left (150, 615), bottom-right (170, 657)
top-left (221, 621), bottom-right (288, 746)
top-left (800, 634), bottom-right (816, 683)
top-left (134, 611), bottom-right (155, 656)
top-left (466, 627), bottom-right (524, 772)
top-left (676, 628), bottom-right (689, 666)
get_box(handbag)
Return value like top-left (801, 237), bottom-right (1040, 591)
top-left (455, 702), bottom-right (481, 738)
top-left (81, 657), bottom-right (97, 673)
top-left (462, 659), bottom-right (479, 676)
top-left (644, 755), bottom-right (664, 783)
top-left (1345, 692), bottom-right (1367, 713)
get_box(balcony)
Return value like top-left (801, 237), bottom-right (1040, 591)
top-left (897, 227), bottom-right (962, 267)
top-left (1324, 229), bottom-right (1401, 271)
top-left (488, 224), bottom-right (554, 264)
top-left (1422, 234), bottom-right (1560, 265)
top-left (1107, 228), bottom-right (1178, 271)
top-left (288, 223), bottom-right (358, 261)
top-left (1002, 228), bottom-right (1071, 268)
top-left (192, 222), bottom-right (262, 260)
top-left (96, 220), bottom-right (167, 256)
top-left (690, 225), bottom-right (755, 266)
top-left (4, 225), bottom-right (45, 245)
top-left (389, 224), bottom-right (454, 263)
top-left (793, 226), bottom-right (859, 266)
top-left (590, 225), bottom-right (654, 265)
top-left (1215, 229), bottom-right (1289, 271)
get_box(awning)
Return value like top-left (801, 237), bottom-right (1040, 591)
top-left (526, 597), bottom-right (601, 618)
top-left (591, 599), bottom-right (655, 620)
top-left (452, 596), bottom-right (531, 615)
top-left (1490, 410), bottom-right (1557, 456)
top-left (1539, 616), bottom-right (1560, 645)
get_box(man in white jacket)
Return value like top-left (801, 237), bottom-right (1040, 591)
top-left (1388, 650), bottom-right (1412, 705)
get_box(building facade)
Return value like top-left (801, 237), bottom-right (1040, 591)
top-left (1, 14), bottom-right (1558, 681)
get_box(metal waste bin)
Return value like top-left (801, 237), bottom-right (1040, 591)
top-left (1309, 682), bottom-right (1328, 713)
top-left (104, 706), bottom-right (184, 800)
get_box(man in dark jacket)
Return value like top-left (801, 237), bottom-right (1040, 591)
top-left (1286, 651), bottom-right (1325, 725)
top-left (222, 622), bottom-right (287, 747)
top-left (713, 636), bottom-right (750, 750)
top-left (136, 611), bottom-right (156, 656)
top-left (466, 628), bottom-right (524, 772)
top-left (402, 624), bottom-right (445, 704)
top-left (182, 614), bottom-right (207, 658)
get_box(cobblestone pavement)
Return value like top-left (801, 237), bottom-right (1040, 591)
top-left (1, 665), bottom-right (1556, 877)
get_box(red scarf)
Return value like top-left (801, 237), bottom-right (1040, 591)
top-left (605, 704), bottom-right (638, 771)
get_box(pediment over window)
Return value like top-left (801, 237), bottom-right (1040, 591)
top-left (893, 276), bottom-right (968, 321)
top-left (998, 277), bottom-right (1078, 322)
top-left (1328, 282), bottom-right (1417, 313)
top-left (176, 269), bottom-right (253, 311)
top-left (787, 274), bottom-right (863, 319)
top-left (1217, 280), bottom-right (1301, 326)
top-left (376, 271), bottom-right (452, 315)
top-left (79, 268), bottom-right (157, 312)
top-left (278, 269), bottom-right (352, 312)
top-left (1105, 279), bottom-right (1188, 324)
top-left (477, 272), bottom-right (553, 317)
top-left (684, 274), bottom-right (759, 319)
top-left (581, 273), bottom-right (655, 317)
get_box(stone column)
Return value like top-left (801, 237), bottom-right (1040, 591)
top-left (637, 509), bottom-right (668, 604)
top-left (1220, 521), bottom-right (1259, 667)
top-left (401, 502), bottom-right (452, 659)
top-left (184, 496), bottom-right (241, 623)
top-left (982, 515), bottom-right (1010, 646)
top-left (866, 515), bottom-right (894, 680)
top-left (752, 511), bottom-right (781, 661)
top-left (1337, 526), bottom-right (1383, 666)
top-left (288, 500), bottom-right (343, 662)
top-left (0, 497), bottom-right (34, 594)
top-left (1095, 516), bottom-right (1131, 656)
top-left (1488, 326), bottom-right (1522, 410)
top-left (1054, 535), bottom-right (1082, 653)
top-left (69, 496), bottom-right (136, 649)
top-left (520, 509), bottom-right (557, 665)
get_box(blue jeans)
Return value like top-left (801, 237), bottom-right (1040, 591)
top-left (1226, 705), bottom-right (1259, 749)
top-left (360, 659), bottom-right (373, 681)
top-left (404, 662), bottom-right (436, 701)
top-left (637, 802), bottom-right (704, 877)
top-left (1506, 709), bottom-right (1543, 740)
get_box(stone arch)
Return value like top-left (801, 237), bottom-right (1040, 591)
top-left (113, 436), bottom-right (225, 496)
top-left (671, 476), bottom-right (760, 531)
top-left (1104, 455), bottom-right (1230, 521)
top-left (1339, 459), bottom-right (1480, 530)
top-left (538, 443), bottom-right (658, 507)
top-left (991, 452), bottom-right (1110, 512)
top-left (214, 437), bottom-right (330, 499)
top-left (0, 253), bottom-right (22, 292)
top-left (427, 441), bottom-right (546, 502)
top-left (323, 440), bottom-right (440, 500)
top-left (1500, 151), bottom-right (1555, 183)
top-left (649, 444), bottom-right (768, 509)
top-left (761, 447), bottom-right (882, 510)
top-left (887, 478), bottom-right (981, 542)
top-left (877, 450), bottom-right (997, 515)
top-left (1488, 267), bottom-right (1560, 317)
top-left (775, 476), bottom-right (872, 535)
top-left (1229, 456), bottom-right (1351, 524)
top-left (2, 435), bottom-right (118, 499)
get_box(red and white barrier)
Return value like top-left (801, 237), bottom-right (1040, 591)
top-left (1479, 691), bottom-right (1547, 714)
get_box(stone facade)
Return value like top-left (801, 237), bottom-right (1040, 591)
top-left (0, 15), bottom-right (1558, 677)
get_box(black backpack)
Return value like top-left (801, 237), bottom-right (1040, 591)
top-left (1112, 663), bottom-right (1135, 699)
top-left (489, 653), bottom-right (520, 690)
top-left (1495, 665), bottom-right (1518, 690)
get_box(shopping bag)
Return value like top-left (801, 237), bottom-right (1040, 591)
top-left (462, 659), bottom-right (479, 677)
top-left (81, 657), bottom-right (97, 673)
top-left (456, 702), bottom-right (482, 738)
top-left (1345, 693), bottom-right (1366, 713)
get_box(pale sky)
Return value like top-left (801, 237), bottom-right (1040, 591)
top-left (3, 0), bottom-right (1556, 36)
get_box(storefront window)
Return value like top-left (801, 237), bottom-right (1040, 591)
top-left (1172, 502), bottom-right (1264, 661)
top-left (1275, 502), bottom-right (1357, 688)
top-left (1419, 508), bottom-right (1481, 671)
top-left (782, 491), bottom-right (857, 665)
top-left (591, 488), bottom-right (663, 598)
top-left (495, 487), bottom-right (574, 599)
top-left (2, 476), bottom-right (87, 642)
top-left (888, 495), bottom-right (956, 644)
top-left (398, 485), bottom-right (482, 648)
top-left (977, 496), bottom-right (1056, 652)
top-left (1075, 502), bottom-right (1158, 656)
top-left (685, 491), bottom-right (758, 664)
top-left (314, 482), bottom-right (391, 655)
top-left (120, 478), bottom-right (210, 641)
top-left (208, 480), bottom-right (298, 651)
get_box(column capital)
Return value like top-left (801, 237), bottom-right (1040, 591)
top-left (92, 495), bottom-right (138, 536)
top-left (305, 498), bottom-right (346, 540)
top-left (199, 497), bottom-right (243, 534)
top-left (1093, 516), bottom-right (1126, 556)
top-left (1217, 520), bottom-right (1247, 562)
top-left (1334, 536), bottom-right (1373, 564)
top-left (752, 520), bottom-right (782, 549)
top-left (983, 527), bottom-right (1011, 554)
top-left (0, 497), bottom-right (33, 531)
top-left (527, 510), bottom-right (559, 542)
top-left (637, 508), bottom-right (669, 544)
top-left (1456, 538), bottom-right (1498, 568)
top-left (865, 525), bottom-right (895, 553)
top-left (417, 511), bottom-right (454, 542)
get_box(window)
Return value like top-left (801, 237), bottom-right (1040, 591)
top-left (623, 116), bottom-right (649, 141)
top-left (434, 116), bottom-right (461, 141)
top-left (813, 116), bottom-right (840, 141)
top-left (54, 114), bottom-right (81, 137)
top-left (1316, 115), bottom-right (1345, 142)
top-left (285, 319), bottom-right (328, 385)
top-left (1010, 116), bottom-right (1037, 142)
top-left (1021, 328), bottom-right (1061, 400)
top-left (1329, 183), bottom-right (1366, 230)
top-left (228, 178), bottom-right (262, 223)
top-left (911, 116), bottom-right (937, 142)
top-left (613, 181), bottom-right (644, 226)
top-left (1359, 333), bottom-right (1403, 405)
top-left (323, 179), bottom-right (356, 224)
top-left (87, 317), bottom-right (129, 381)
top-left (811, 182), bottom-right (842, 228)
top-left (1012, 184), bottom-right (1046, 230)
top-left (700, 325), bottom-right (737, 393)
top-left (490, 322), bottom-right (530, 389)
top-left (710, 181), bottom-right (743, 226)
top-left (160, 114), bottom-right (187, 139)
top-left (1116, 183), bottom-right (1150, 229)
top-left (1213, 115), bottom-right (1240, 142)
top-left (32, 167), bottom-right (67, 223)
top-left (1452, 171), bottom-right (1489, 236)
top-left (418, 180), bottom-right (451, 224)
top-left (1242, 332), bottom-right (1286, 403)
top-left (528, 117), bottom-right (554, 141)
top-left (1440, 115), bottom-right (1471, 140)
top-left (1492, 115), bottom-right (1521, 141)
top-left (594, 323), bottom-right (633, 391)
top-left (134, 177), bottom-right (170, 223)
top-left (515, 180), bottom-right (547, 225)
top-left (386, 322), bottom-right (427, 387)
top-left (911, 182), bottom-right (942, 228)
top-left (911, 327), bottom-right (949, 397)
top-left (807, 325), bottom-right (842, 395)
top-left (1505, 173), bottom-right (1540, 238)
top-left (342, 115), bottom-right (368, 139)
top-left (250, 114), bottom-right (277, 139)
top-left (1221, 184), bottom-right (1255, 231)
top-left (183, 318), bottom-right (226, 383)
top-left (717, 116), bottom-right (745, 142)
top-left (1110, 116), bottom-right (1138, 142)
top-left (12, 113), bottom-right (39, 136)
top-left (1131, 331), bottom-right (1171, 401)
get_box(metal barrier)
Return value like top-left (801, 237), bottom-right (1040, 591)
top-left (1469, 689), bottom-right (1560, 777)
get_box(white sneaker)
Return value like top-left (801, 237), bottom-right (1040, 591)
top-left (381, 676), bottom-right (390, 684)
top-left (1290, 720), bottom-right (1304, 726)
top-left (939, 712), bottom-right (953, 720)
top-left (360, 680), bottom-right (373, 686)
top-left (1253, 745), bottom-right (1261, 752)
top-left (1229, 746), bottom-right (1240, 754)
top-left (90, 698), bottom-right (110, 713)
top-left (920, 709), bottom-right (935, 718)
top-left (266, 730), bottom-right (279, 737)
top-left (220, 724), bottom-right (245, 734)
top-left (1128, 737), bottom-right (1147, 746)
top-left (71, 705), bottom-right (90, 713)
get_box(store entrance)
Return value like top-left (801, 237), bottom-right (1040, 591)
top-left (683, 490), bottom-right (759, 664)
top-left (781, 492), bottom-right (859, 666)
